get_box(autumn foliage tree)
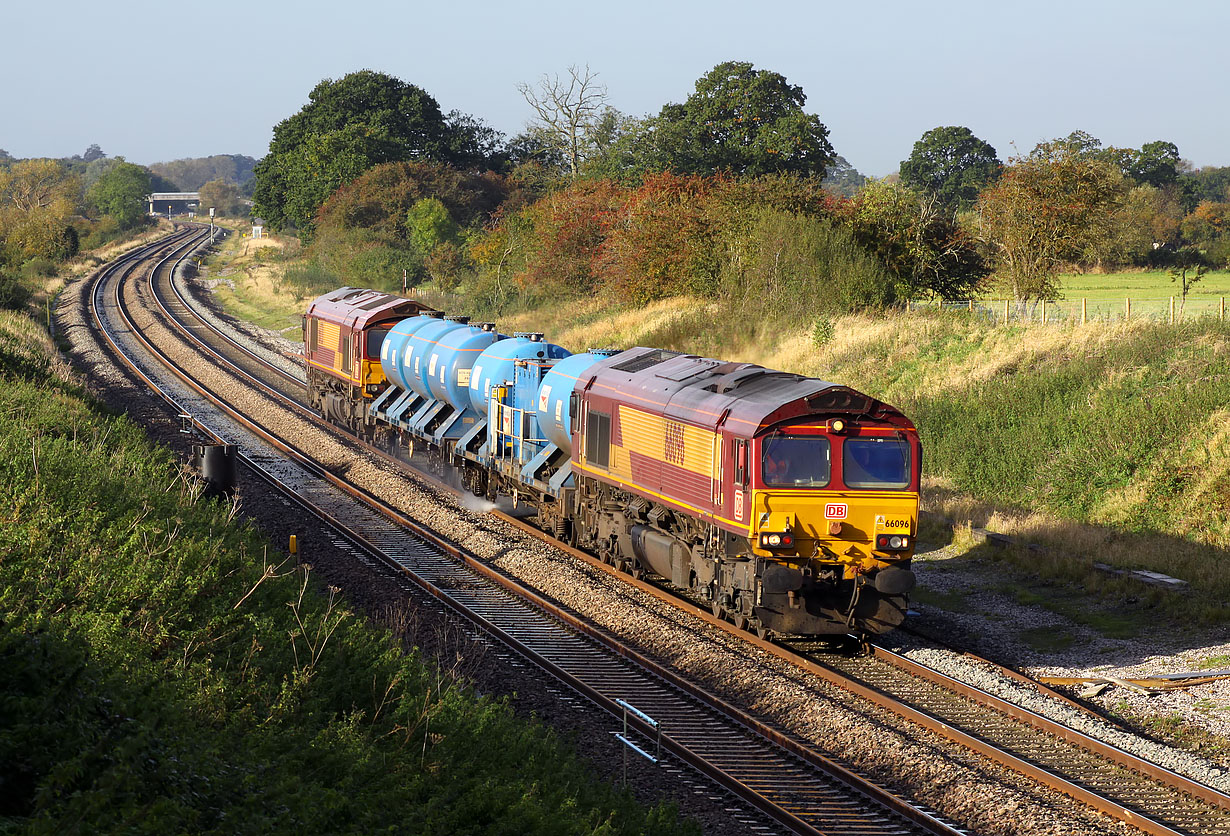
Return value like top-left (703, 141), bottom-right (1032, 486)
top-left (0, 159), bottom-right (80, 265)
top-left (599, 173), bottom-right (719, 303)
top-left (977, 142), bottom-right (1127, 301)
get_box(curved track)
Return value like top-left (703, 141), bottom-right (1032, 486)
top-left (86, 229), bottom-right (962, 836)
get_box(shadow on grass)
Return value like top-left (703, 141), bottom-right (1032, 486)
top-left (907, 500), bottom-right (1229, 668)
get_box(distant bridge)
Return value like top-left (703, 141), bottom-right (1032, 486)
top-left (148, 192), bottom-right (200, 215)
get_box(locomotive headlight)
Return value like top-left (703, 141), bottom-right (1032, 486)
top-left (830, 418), bottom-right (847, 434)
top-left (759, 532), bottom-right (794, 549)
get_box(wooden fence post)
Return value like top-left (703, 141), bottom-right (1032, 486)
top-left (1042, 302), bottom-right (1047, 326)
top-left (1081, 298), bottom-right (1087, 325)
top-left (968, 299), bottom-right (973, 313)
top-left (1222, 297), bottom-right (1225, 322)
top-left (1170, 296), bottom-right (1175, 324)
top-left (1126, 297), bottom-right (1131, 320)
top-left (1004, 299), bottom-right (1010, 325)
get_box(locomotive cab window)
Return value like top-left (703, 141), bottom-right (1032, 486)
top-left (585, 410), bottom-right (611, 468)
top-left (366, 328), bottom-right (388, 359)
top-left (842, 437), bottom-right (911, 489)
top-left (733, 439), bottom-right (748, 486)
top-left (761, 435), bottom-right (830, 487)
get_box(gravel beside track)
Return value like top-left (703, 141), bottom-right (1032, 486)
top-left (907, 546), bottom-right (1230, 762)
top-left (51, 243), bottom-right (1224, 835)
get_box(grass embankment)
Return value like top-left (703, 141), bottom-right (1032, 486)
top-left (0, 305), bottom-right (692, 833)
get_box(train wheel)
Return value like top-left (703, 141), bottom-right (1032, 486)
top-left (733, 614), bottom-right (748, 631)
top-left (755, 625), bottom-right (773, 641)
top-left (710, 601), bottom-right (724, 619)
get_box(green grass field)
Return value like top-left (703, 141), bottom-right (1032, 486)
top-left (1059, 270), bottom-right (1230, 302)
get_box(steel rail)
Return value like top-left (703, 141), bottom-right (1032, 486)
top-left (157, 247), bottom-right (1230, 836)
top-left (91, 230), bottom-right (961, 836)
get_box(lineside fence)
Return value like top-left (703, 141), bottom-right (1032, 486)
top-left (907, 297), bottom-right (1229, 326)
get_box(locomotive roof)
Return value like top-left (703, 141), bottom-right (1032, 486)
top-left (306, 287), bottom-right (434, 331)
top-left (581, 347), bottom-right (910, 436)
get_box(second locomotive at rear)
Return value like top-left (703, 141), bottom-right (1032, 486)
top-left (304, 288), bottom-right (921, 638)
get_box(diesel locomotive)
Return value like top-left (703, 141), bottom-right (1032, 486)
top-left (304, 287), bottom-right (921, 638)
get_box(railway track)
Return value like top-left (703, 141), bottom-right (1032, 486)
top-left (85, 227), bottom-right (1230, 835)
top-left (85, 228), bottom-right (963, 836)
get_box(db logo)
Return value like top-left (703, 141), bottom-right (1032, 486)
top-left (734, 490), bottom-right (745, 522)
top-left (824, 503), bottom-right (847, 520)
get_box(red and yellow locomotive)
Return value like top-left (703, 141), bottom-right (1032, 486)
top-left (569, 349), bottom-right (918, 636)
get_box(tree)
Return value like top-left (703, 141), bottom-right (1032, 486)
top-left (1169, 253), bottom-right (1205, 318)
top-left (148, 155), bottom-right (258, 191)
top-left (405, 197), bottom-right (460, 260)
top-left (977, 142), bottom-right (1127, 301)
top-left (1124, 140), bottom-right (1180, 188)
top-left (443, 110), bottom-right (508, 172)
top-left (821, 155), bottom-right (867, 198)
top-left (86, 160), bottom-right (150, 229)
top-left (1183, 166), bottom-right (1230, 204)
top-left (82, 144), bottom-right (106, 163)
top-left (517, 65), bottom-right (609, 180)
top-left (646, 61), bottom-right (835, 179)
top-left (1181, 201), bottom-right (1230, 268)
top-left (898, 126), bottom-right (1001, 213)
top-left (838, 179), bottom-right (989, 299)
top-left (198, 179), bottom-right (245, 217)
top-left (0, 159), bottom-right (80, 264)
top-left (252, 71), bottom-right (463, 234)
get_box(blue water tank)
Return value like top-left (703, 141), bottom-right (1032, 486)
top-left (426, 323), bottom-right (503, 409)
top-left (536, 350), bottom-right (621, 454)
top-left (381, 312), bottom-right (443, 391)
top-left (468, 334), bottom-right (570, 418)
top-left (406, 317), bottom-right (468, 400)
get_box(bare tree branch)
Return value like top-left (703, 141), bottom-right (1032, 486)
top-left (517, 65), bottom-right (608, 179)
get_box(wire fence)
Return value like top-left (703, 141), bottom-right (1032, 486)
top-left (908, 296), bottom-right (1229, 326)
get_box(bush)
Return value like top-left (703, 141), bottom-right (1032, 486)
top-left (0, 269), bottom-right (31, 311)
top-left (281, 260), bottom-right (344, 296)
top-left (720, 208), bottom-right (895, 321)
top-left (811, 315), bottom-right (835, 347)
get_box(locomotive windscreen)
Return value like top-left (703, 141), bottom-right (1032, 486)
top-left (762, 435), bottom-right (831, 487)
top-left (842, 437), bottom-right (911, 489)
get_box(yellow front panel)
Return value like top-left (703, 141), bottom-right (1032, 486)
top-left (753, 489), bottom-right (918, 572)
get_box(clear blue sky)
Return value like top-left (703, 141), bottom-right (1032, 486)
top-left (3, 0), bottom-right (1227, 176)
